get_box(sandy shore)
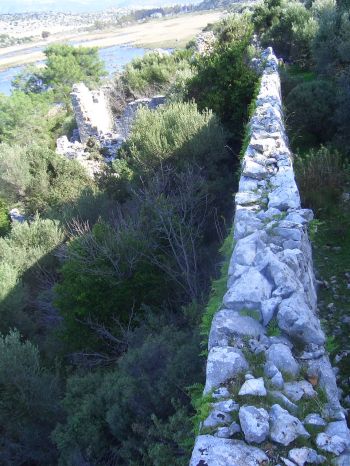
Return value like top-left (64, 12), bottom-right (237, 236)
top-left (0, 11), bottom-right (222, 70)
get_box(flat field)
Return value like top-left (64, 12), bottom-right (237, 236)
top-left (0, 11), bottom-right (223, 70)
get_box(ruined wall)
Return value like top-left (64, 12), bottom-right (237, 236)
top-left (190, 48), bottom-right (350, 466)
top-left (71, 83), bottom-right (115, 143)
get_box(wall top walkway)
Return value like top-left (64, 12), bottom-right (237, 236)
top-left (190, 48), bottom-right (350, 466)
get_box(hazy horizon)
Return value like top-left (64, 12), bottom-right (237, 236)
top-left (0, 0), bottom-right (201, 14)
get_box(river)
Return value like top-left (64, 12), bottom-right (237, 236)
top-left (0, 44), bottom-right (147, 95)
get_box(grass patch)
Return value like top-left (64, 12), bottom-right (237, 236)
top-left (266, 318), bottom-right (281, 337)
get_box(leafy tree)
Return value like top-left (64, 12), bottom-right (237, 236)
top-left (14, 44), bottom-right (106, 102)
top-left (0, 330), bottom-right (61, 465)
top-left (0, 91), bottom-right (53, 145)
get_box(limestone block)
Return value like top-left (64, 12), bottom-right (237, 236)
top-left (204, 347), bottom-right (249, 394)
top-left (209, 310), bottom-right (265, 349)
top-left (189, 435), bottom-right (269, 466)
top-left (270, 404), bottom-right (310, 446)
top-left (239, 406), bottom-right (269, 443)
top-left (223, 268), bottom-right (272, 311)
top-left (277, 292), bottom-right (325, 345)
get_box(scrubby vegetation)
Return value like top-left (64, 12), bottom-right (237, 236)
top-left (1, 0), bottom-right (349, 461)
top-left (0, 15), bottom-right (258, 465)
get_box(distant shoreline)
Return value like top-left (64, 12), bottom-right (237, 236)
top-left (0, 11), bottom-right (222, 71)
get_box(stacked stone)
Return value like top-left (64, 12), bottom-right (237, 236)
top-left (195, 31), bottom-right (216, 56)
top-left (190, 48), bottom-right (350, 466)
top-left (71, 83), bottom-right (116, 144)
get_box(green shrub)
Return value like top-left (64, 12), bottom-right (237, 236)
top-left (295, 146), bottom-right (349, 214)
top-left (0, 198), bottom-right (10, 237)
top-left (0, 330), bottom-right (60, 465)
top-left (285, 79), bottom-right (336, 148)
top-left (14, 44), bottom-right (106, 102)
top-left (0, 142), bottom-right (92, 214)
top-left (187, 14), bottom-right (258, 137)
top-left (122, 49), bottom-right (191, 97)
top-left (0, 216), bottom-right (64, 334)
top-left (253, 0), bottom-right (317, 68)
top-left (120, 101), bottom-right (227, 176)
top-left (53, 323), bottom-right (201, 465)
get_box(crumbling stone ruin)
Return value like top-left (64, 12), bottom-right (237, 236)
top-left (190, 48), bottom-right (350, 466)
top-left (56, 82), bottom-right (165, 176)
top-left (195, 31), bottom-right (216, 56)
top-left (71, 83), bottom-right (115, 144)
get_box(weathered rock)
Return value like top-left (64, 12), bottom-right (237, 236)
top-left (238, 378), bottom-right (267, 397)
top-left (283, 381), bottom-right (316, 402)
top-left (236, 191), bottom-right (264, 206)
top-left (216, 422), bottom-right (241, 438)
top-left (269, 404), bottom-right (310, 446)
top-left (239, 406), bottom-right (269, 443)
top-left (232, 231), bottom-right (266, 266)
top-left (234, 206), bottom-right (264, 236)
top-left (212, 399), bottom-right (240, 414)
top-left (333, 453), bottom-right (350, 465)
top-left (204, 347), bottom-right (249, 394)
top-left (223, 268), bottom-right (272, 311)
top-left (316, 432), bottom-right (347, 456)
top-left (209, 310), bottom-right (265, 349)
top-left (266, 343), bottom-right (299, 377)
top-left (189, 435), bottom-right (269, 465)
top-left (304, 413), bottom-right (326, 427)
top-left (288, 447), bottom-right (326, 465)
top-left (261, 297), bottom-right (281, 325)
top-left (212, 387), bottom-right (231, 400)
top-left (242, 158), bottom-right (268, 180)
top-left (268, 391), bottom-right (299, 415)
top-left (277, 293), bottom-right (325, 345)
top-left (270, 371), bottom-right (284, 389)
top-left (203, 409), bottom-right (232, 429)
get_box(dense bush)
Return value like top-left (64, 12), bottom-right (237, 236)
top-left (0, 217), bottom-right (64, 335)
top-left (119, 101), bottom-right (228, 177)
top-left (285, 79), bottom-right (336, 148)
top-left (0, 331), bottom-right (61, 466)
top-left (0, 198), bottom-right (10, 237)
top-left (122, 49), bottom-right (192, 97)
top-left (0, 143), bottom-right (92, 214)
top-left (53, 318), bottom-right (202, 466)
top-left (253, 0), bottom-right (317, 68)
top-left (295, 146), bottom-right (349, 214)
top-left (187, 15), bottom-right (258, 139)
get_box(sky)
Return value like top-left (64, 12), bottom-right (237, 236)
top-left (0, 0), bottom-right (199, 13)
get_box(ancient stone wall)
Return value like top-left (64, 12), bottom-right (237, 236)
top-left (71, 83), bottom-right (115, 143)
top-left (190, 48), bottom-right (350, 466)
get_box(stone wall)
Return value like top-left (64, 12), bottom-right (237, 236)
top-left (71, 83), bottom-right (115, 144)
top-left (190, 48), bottom-right (350, 466)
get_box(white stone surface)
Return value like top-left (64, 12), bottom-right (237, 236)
top-left (269, 404), bottom-right (310, 446)
top-left (239, 406), bottom-right (269, 443)
top-left (189, 435), bottom-right (269, 466)
top-left (204, 346), bottom-right (248, 394)
top-left (238, 377), bottom-right (267, 397)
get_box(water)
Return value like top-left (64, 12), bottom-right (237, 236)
top-left (0, 44), bottom-right (147, 95)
